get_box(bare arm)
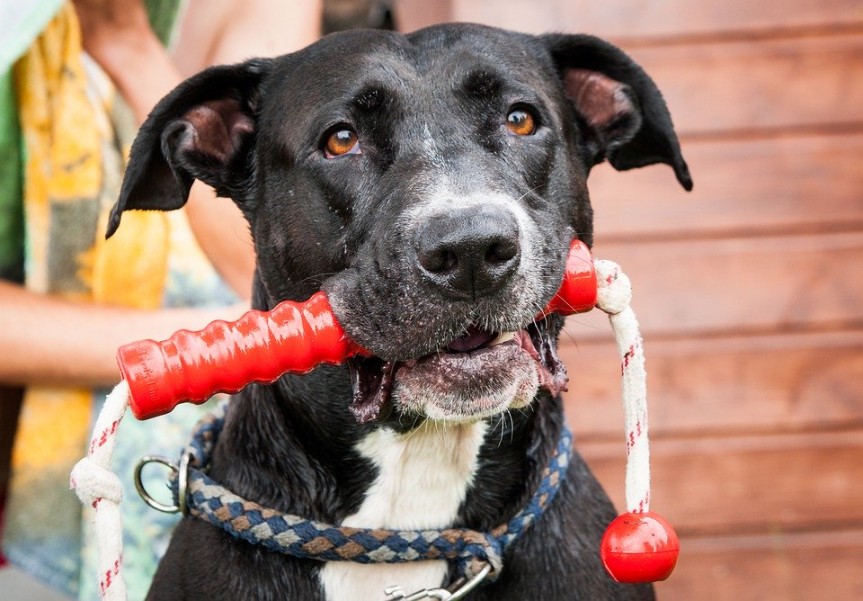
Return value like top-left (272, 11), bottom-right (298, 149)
top-left (0, 281), bottom-right (242, 387)
top-left (73, 0), bottom-right (255, 297)
top-left (71, 0), bottom-right (323, 298)
top-left (172, 0), bottom-right (323, 296)
top-left (0, 1), bottom-right (323, 388)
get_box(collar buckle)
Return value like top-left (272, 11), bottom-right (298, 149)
top-left (383, 563), bottom-right (492, 600)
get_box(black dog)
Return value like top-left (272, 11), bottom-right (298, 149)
top-left (109, 23), bottom-right (691, 600)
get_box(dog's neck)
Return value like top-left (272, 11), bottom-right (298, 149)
top-left (207, 369), bottom-right (563, 599)
top-left (210, 370), bottom-right (561, 526)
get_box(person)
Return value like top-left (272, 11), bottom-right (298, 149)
top-left (0, 0), bottom-right (322, 598)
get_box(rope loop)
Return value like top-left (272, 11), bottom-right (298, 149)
top-left (71, 457), bottom-right (123, 507)
top-left (594, 259), bottom-right (632, 316)
top-left (69, 380), bottom-right (130, 600)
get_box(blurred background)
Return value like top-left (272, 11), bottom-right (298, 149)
top-left (3, 0), bottom-right (862, 599)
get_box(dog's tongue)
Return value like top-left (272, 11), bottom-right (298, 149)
top-left (446, 324), bottom-right (496, 352)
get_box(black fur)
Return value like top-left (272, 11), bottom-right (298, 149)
top-left (110, 24), bottom-right (689, 600)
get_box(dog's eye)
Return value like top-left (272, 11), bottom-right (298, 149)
top-left (506, 109), bottom-right (537, 136)
top-left (324, 128), bottom-right (362, 158)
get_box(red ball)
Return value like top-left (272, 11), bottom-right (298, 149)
top-left (600, 511), bottom-right (680, 583)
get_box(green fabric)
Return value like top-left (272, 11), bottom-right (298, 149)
top-left (0, 1), bottom-right (181, 72)
top-left (0, 0), bottom-right (64, 74)
top-left (0, 69), bottom-right (24, 282)
top-left (145, 0), bottom-right (186, 47)
top-left (0, 0), bottom-right (61, 282)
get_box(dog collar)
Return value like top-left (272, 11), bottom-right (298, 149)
top-left (140, 400), bottom-right (573, 590)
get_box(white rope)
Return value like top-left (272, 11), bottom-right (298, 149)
top-left (70, 380), bottom-right (130, 601)
top-left (68, 257), bottom-right (653, 599)
top-left (594, 260), bottom-right (651, 513)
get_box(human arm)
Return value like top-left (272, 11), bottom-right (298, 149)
top-left (0, 280), bottom-right (243, 388)
top-left (71, 0), bottom-right (323, 298)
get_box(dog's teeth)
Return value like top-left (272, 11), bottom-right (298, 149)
top-left (489, 331), bottom-right (516, 347)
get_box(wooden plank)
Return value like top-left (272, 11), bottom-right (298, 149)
top-left (404, 11), bottom-right (863, 133)
top-left (562, 329), bottom-right (863, 438)
top-left (577, 429), bottom-right (863, 534)
top-left (586, 132), bottom-right (863, 240)
top-left (623, 33), bottom-right (863, 135)
top-left (563, 232), bottom-right (863, 338)
top-left (655, 529), bottom-right (863, 601)
top-left (450, 0), bottom-right (863, 41)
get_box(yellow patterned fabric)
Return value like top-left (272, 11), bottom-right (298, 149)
top-left (3, 2), bottom-right (169, 593)
top-left (3, 2), bottom-right (238, 596)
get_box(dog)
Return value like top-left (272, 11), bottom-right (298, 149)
top-left (108, 23), bottom-right (691, 600)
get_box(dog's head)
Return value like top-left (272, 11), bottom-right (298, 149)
top-left (109, 24), bottom-right (690, 425)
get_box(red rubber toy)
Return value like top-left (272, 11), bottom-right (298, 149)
top-left (600, 511), bottom-right (680, 583)
top-left (117, 240), bottom-right (597, 420)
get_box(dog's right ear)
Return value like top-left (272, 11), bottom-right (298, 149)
top-left (106, 59), bottom-right (273, 238)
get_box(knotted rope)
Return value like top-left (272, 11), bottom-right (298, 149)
top-left (70, 380), bottom-right (129, 601)
top-left (69, 257), bottom-right (651, 599)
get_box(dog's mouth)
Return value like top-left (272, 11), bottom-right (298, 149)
top-left (347, 317), bottom-right (568, 424)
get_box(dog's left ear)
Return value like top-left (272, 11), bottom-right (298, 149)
top-left (106, 58), bottom-right (273, 237)
top-left (542, 34), bottom-right (692, 191)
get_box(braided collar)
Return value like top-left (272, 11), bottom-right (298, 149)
top-left (166, 401), bottom-right (572, 587)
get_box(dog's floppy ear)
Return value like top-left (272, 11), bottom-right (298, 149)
top-left (106, 58), bottom-right (273, 237)
top-left (542, 34), bottom-right (692, 191)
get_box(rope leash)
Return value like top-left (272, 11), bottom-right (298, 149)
top-left (70, 258), bottom-right (652, 599)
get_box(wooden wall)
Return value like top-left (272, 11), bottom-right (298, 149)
top-left (408, 1), bottom-right (863, 598)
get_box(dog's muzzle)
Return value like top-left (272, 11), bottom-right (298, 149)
top-left (348, 316), bottom-right (567, 424)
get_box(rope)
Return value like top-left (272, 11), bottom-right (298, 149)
top-left (70, 380), bottom-right (130, 601)
top-left (594, 260), bottom-right (650, 513)
top-left (68, 257), bottom-right (652, 598)
top-left (163, 402), bottom-right (571, 584)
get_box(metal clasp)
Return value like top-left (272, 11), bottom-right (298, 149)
top-left (133, 451), bottom-right (191, 514)
top-left (383, 563), bottom-right (492, 600)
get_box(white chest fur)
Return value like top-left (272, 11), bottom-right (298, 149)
top-left (318, 421), bottom-right (488, 601)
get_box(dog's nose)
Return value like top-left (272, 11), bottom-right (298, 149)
top-left (416, 206), bottom-right (521, 299)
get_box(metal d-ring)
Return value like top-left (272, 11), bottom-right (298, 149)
top-left (134, 452), bottom-right (191, 514)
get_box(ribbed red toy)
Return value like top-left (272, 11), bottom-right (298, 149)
top-left (117, 239), bottom-right (597, 420)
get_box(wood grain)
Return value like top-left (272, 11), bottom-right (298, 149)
top-left (625, 33), bottom-right (863, 135)
top-left (450, 0), bottom-right (863, 41)
top-left (562, 329), bottom-right (863, 438)
top-left (586, 132), bottom-right (863, 240)
top-left (563, 232), bottom-right (863, 338)
top-left (655, 529), bottom-right (863, 601)
top-left (577, 429), bottom-right (863, 534)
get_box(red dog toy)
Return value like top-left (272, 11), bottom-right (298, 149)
top-left (114, 238), bottom-right (678, 584)
top-left (118, 239), bottom-right (597, 421)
